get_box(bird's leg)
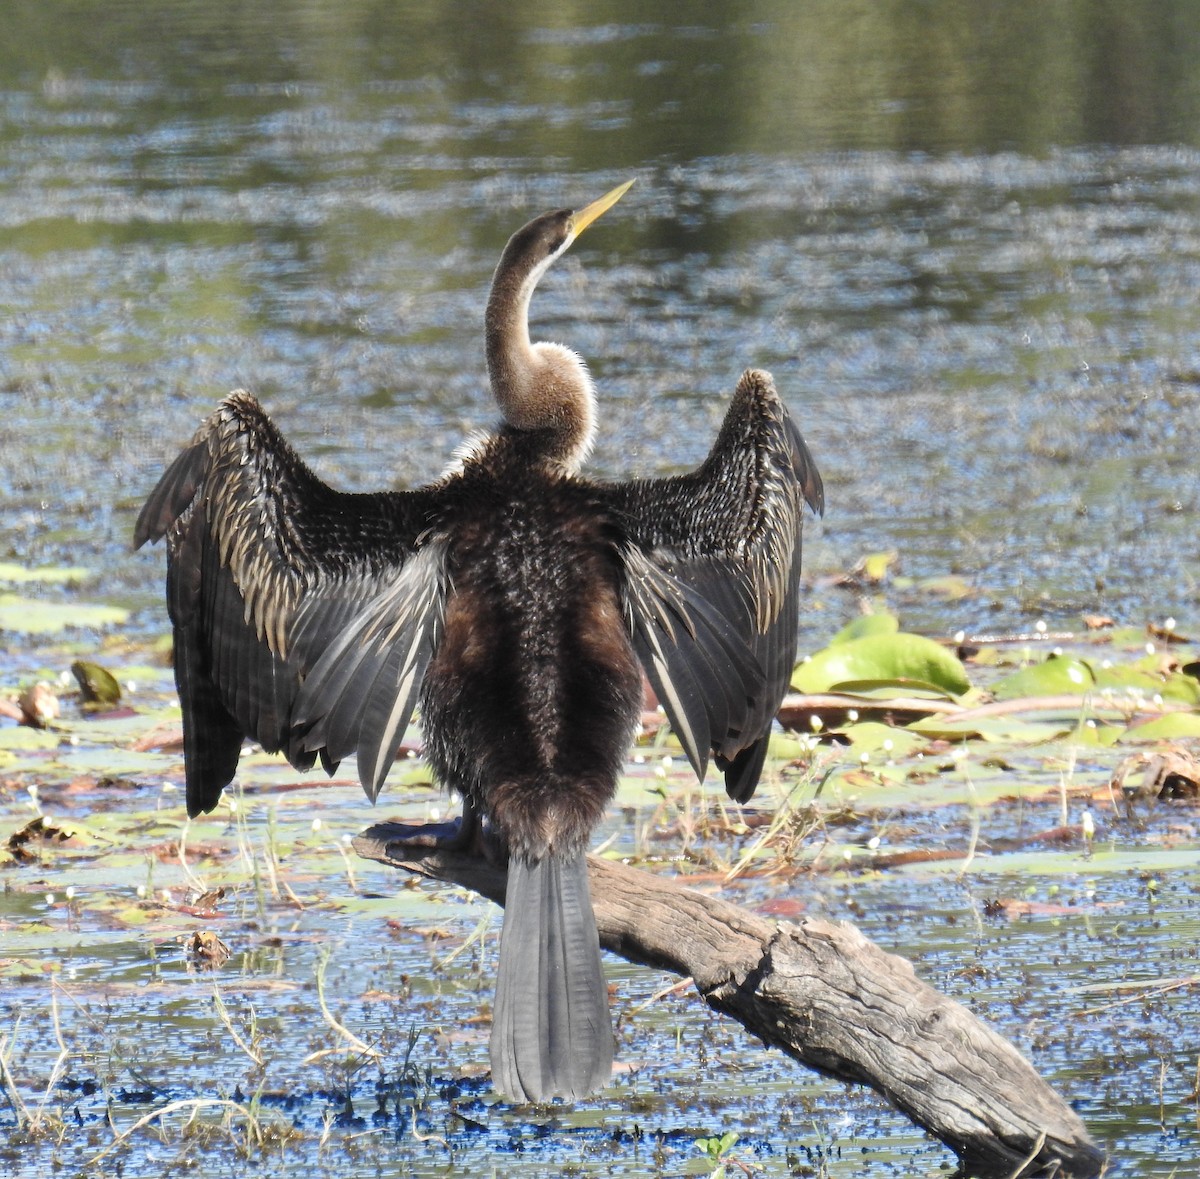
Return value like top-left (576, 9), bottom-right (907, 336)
top-left (378, 794), bottom-right (493, 859)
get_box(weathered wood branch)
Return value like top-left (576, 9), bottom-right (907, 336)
top-left (354, 822), bottom-right (1104, 1178)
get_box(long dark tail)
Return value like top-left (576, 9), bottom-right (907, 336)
top-left (491, 852), bottom-right (612, 1102)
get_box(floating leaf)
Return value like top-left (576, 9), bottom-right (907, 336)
top-left (0, 726), bottom-right (60, 752)
top-left (767, 732), bottom-right (815, 760)
top-left (914, 574), bottom-right (974, 600)
top-left (830, 613), bottom-right (899, 645)
top-left (991, 657), bottom-right (1094, 700)
top-left (857, 551), bottom-right (897, 582)
top-left (909, 715), bottom-right (1073, 745)
top-left (1093, 663), bottom-right (1200, 705)
top-left (793, 633), bottom-right (970, 697)
top-left (0, 594), bottom-right (130, 635)
top-left (835, 721), bottom-right (929, 758)
top-left (1121, 713), bottom-right (1200, 742)
top-left (0, 562), bottom-right (94, 585)
top-left (71, 660), bottom-right (122, 707)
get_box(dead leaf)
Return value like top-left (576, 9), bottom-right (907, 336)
top-left (184, 930), bottom-right (231, 968)
top-left (129, 722), bottom-right (184, 753)
top-left (1112, 748), bottom-right (1200, 800)
top-left (18, 682), bottom-right (59, 727)
top-left (1147, 621), bottom-right (1191, 644)
top-left (7, 816), bottom-right (83, 862)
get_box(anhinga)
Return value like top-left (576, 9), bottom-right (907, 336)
top-left (135, 180), bottom-right (823, 1104)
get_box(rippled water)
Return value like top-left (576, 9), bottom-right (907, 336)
top-left (3, 2), bottom-right (1199, 646)
top-left (3, 2), bottom-right (1200, 1174)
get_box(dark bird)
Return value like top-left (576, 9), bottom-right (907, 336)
top-left (134, 180), bottom-right (823, 1103)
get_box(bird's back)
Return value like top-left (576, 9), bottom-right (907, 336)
top-left (419, 448), bottom-right (643, 858)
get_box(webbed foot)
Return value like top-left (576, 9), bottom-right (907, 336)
top-left (381, 798), bottom-right (498, 860)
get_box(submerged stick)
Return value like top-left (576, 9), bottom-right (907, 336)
top-left (354, 823), bottom-right (1104, 1178)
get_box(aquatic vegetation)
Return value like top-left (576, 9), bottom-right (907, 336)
top-left (0, 610), bottom-right (1196, 1173)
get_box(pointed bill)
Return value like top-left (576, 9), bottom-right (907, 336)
top-left (571, 178), bottom-right (635, 237)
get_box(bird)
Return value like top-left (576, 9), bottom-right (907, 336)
top-left (134, 179), bottom-right (823, 1104)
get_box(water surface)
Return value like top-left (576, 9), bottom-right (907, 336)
top-left (3, 2), bottom-right (1200, 1174)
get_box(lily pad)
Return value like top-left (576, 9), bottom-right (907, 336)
top-left (793, 633), bottom-right (970, 697)
top-left (0, 563), bottom-right (94, 585)
top-left (72, 660), bottom-right (122, 707)
top-left (835, 721), bottom-right (929, 758)
top-left (856, 551), bottom-right (898, 582)
top-left (1121, 713), bottom-right (1200, 742)
top-left (1093, 663), bottom-right (1200, 705)
top-left (991, 656), bottom-right (1094, 699)
top-left (909, 714), bottom-right (1075, 745)
top-left (0, 594), bottom-right (130, 635)
top-left (829, 613), bottom-right (899, 645)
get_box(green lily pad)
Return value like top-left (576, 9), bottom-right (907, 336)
top-left (792, 633), bottom-right (970, 697)
top-left (1121, 712), bottom-right (1200, 742)
top-left (0, 594), bottom-right (130, 635)
top-left (0, 727), bottom-right (61, 752)
top-left (909, 714), bottom-right (1074, 745)
top-left (830, 613), bottom-right (900, 645)
top-left (857, 551), bottom-right (897, 582)
top-left (0, 563), bottom-right (94, 585)
top-left (835, 721), bottom-right (929, 758)
top-left (913, 574), bottom-right (974, 600)
top-left (71, 660), bottom-right (123, 707)
top-left (1093, 663), bottom-right (1200, 705)
top-left (991, 656), bottom-right (1094, 699)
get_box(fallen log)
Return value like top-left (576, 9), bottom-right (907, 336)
top-left (354, 822), bottom-right (1105, 1178)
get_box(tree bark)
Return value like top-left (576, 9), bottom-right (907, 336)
top-left (354, 822), bottom-right (1105, 1178)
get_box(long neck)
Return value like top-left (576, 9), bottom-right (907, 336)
top-left (485, 248), bottom-right (596, 472)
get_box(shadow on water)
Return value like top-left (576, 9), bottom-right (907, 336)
top-left (3, 1), bottom-right (1200, 1174)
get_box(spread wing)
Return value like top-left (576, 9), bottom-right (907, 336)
top-left (134, 391), bottom-right (446, 816)
top-left (600, 369), bottom-right (823, 802)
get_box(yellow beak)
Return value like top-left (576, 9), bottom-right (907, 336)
top-left (571, 179), bottom-right (635, 237)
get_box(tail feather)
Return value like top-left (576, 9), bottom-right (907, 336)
top-left (491, 853), bottom-right (612, 1102)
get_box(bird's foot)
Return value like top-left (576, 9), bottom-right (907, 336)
top-left (381, 800), bottom-right (502, 863)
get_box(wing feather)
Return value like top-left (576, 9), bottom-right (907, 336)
top-left (135, 391), bottom-right (440, 814)
top-left (602, 369), bottom-right (822, 803)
